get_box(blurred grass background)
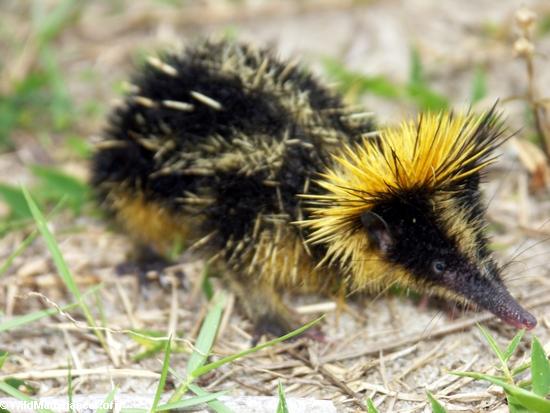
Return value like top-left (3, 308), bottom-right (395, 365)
top-left (1, 0), bottom-right (550, 229)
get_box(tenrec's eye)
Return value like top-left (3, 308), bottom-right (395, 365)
top-left (432, 260), bottom-right (446, 274)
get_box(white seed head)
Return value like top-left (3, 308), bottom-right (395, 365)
top-left (514, 37), bottom-right (534, 58)
top-left (515, 7), bottom-right (537, 31)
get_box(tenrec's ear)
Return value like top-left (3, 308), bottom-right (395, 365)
top-left (360, 211), bottom-right (393, 255)
top-left (464, 173), bottom-right (480, 191)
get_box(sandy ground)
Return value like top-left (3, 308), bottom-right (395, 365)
top-left (1, 1), bottom-right (550, 412)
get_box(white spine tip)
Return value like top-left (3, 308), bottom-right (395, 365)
top-left (344, 112), bottom-right (375, 120)
top-left (147, 56), bottom-right (178, 77)
top-left (190, 90), bottom-right (223, 111)
top-left (361, 131), bottom-right (380, 138)
top-left (133, 96), bottom-right (156, 108)
top-left (162, 100), bottom-right (194, 111)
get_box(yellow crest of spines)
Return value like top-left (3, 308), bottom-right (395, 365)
top-left (303, 108), bottom-right (505, 245)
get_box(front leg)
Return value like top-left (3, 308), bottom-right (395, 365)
top-left (222, 271), bottom-right (299, 342)
top-left (116, 243), bottom-right (185, 290)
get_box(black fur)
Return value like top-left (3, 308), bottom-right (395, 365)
top-left (369, 191), bottom-right (457, 279)
top-left (364, 187), bottom-right (496, 287)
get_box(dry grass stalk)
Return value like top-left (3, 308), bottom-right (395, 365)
top-left (514, 6), bottom-right (550, 185)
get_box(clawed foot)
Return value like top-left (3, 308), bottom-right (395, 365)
top-left (115, 245), bottom-right (185, 291)
top-left (251, 314), bottom-right (325, 346)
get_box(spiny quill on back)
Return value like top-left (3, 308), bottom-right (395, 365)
top-left (91, 39), bottom-right (536, 336)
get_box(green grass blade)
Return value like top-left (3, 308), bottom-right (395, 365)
top-left (96, 387), bottom-right (118, 413)
top-left (344, 74), bottom-right (402, 98)
top-left (0, 352), bottom-right (8, 370)
top-left (65, 136), bottom-right (93, 159)
top-left (129, 329), bottom-right (165, 346)
top-left (531, 336), bottom-right (550, 397)
top-left (452, 371), bottom-right (550, 412)
top-left (34, 0), bottom-right (84, 46)
top-left (512, 362), bottom-right (531, 377)
top-left (0, 303), bottom-right (76, 332)
top-left (30, 165), bottom-right (88, 213)
top-left (0, 184), bottom-right (32, 219)
top-left (130, 330), bottom-right (187, 362)
top-left (409, 47), bottom-right (425, 88)
top-left (1, 196), bottom-right (66, 277)
top-left (366, 398), bottom-right (379, 413)
top-left (156, 391), bottom-right (227, 411)
top-left (357, 75), bottom-right (402, 99)
top-left (23, 187), bottom-right (79, 298)
top-left (150, 336), bottom-right (172, 412)
top-left (276, 381), bottom-right (289, 413)
top-left (0, 229), bottom-right (38, 277)
top-left (132, 342), bottom-right (165, 362)
top-left (188, 384), bottom-right (234, 413)
top-left (477, 325), bottom-right (507, 371)
top-left (539, 14), bottom-right (550, 35)
top-left (22, 187), bottom-right (108, 351)
top-left (201, 266), bottom-right (214, 301)
top-left (0, 380), bottom-right (55, 413)
top-left (192, 316), bottom-right (324, 379)
top-left (187, 294), bottom-right (226, 374)
top-left (0, 100), bottom-right (17, 150)
top-left (406, 84), bottom-right (449, 111)
top-left (505, 329), bottom-right (526, 362)
top-left (0, 285), bottom-right (101, 333)
top-left (169, 294), bottom-right (225, 403)
top-left (0, 217), bottom-right (35, 237)
top-left (322, 58), bottom-right (401, 98)
top-left (426, 391), bottom-right (447, 413)
top-left (507, 393), bottom-right (531, 413)
top-left (470, 66), bottom-right (487, 105)
top-left (406, 47), bottom-right (448, 111)
top-left (5, 378), bottom-right (36, 395)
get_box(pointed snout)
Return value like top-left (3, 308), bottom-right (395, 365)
top-left (444, 269), bottom-right (537, 330)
